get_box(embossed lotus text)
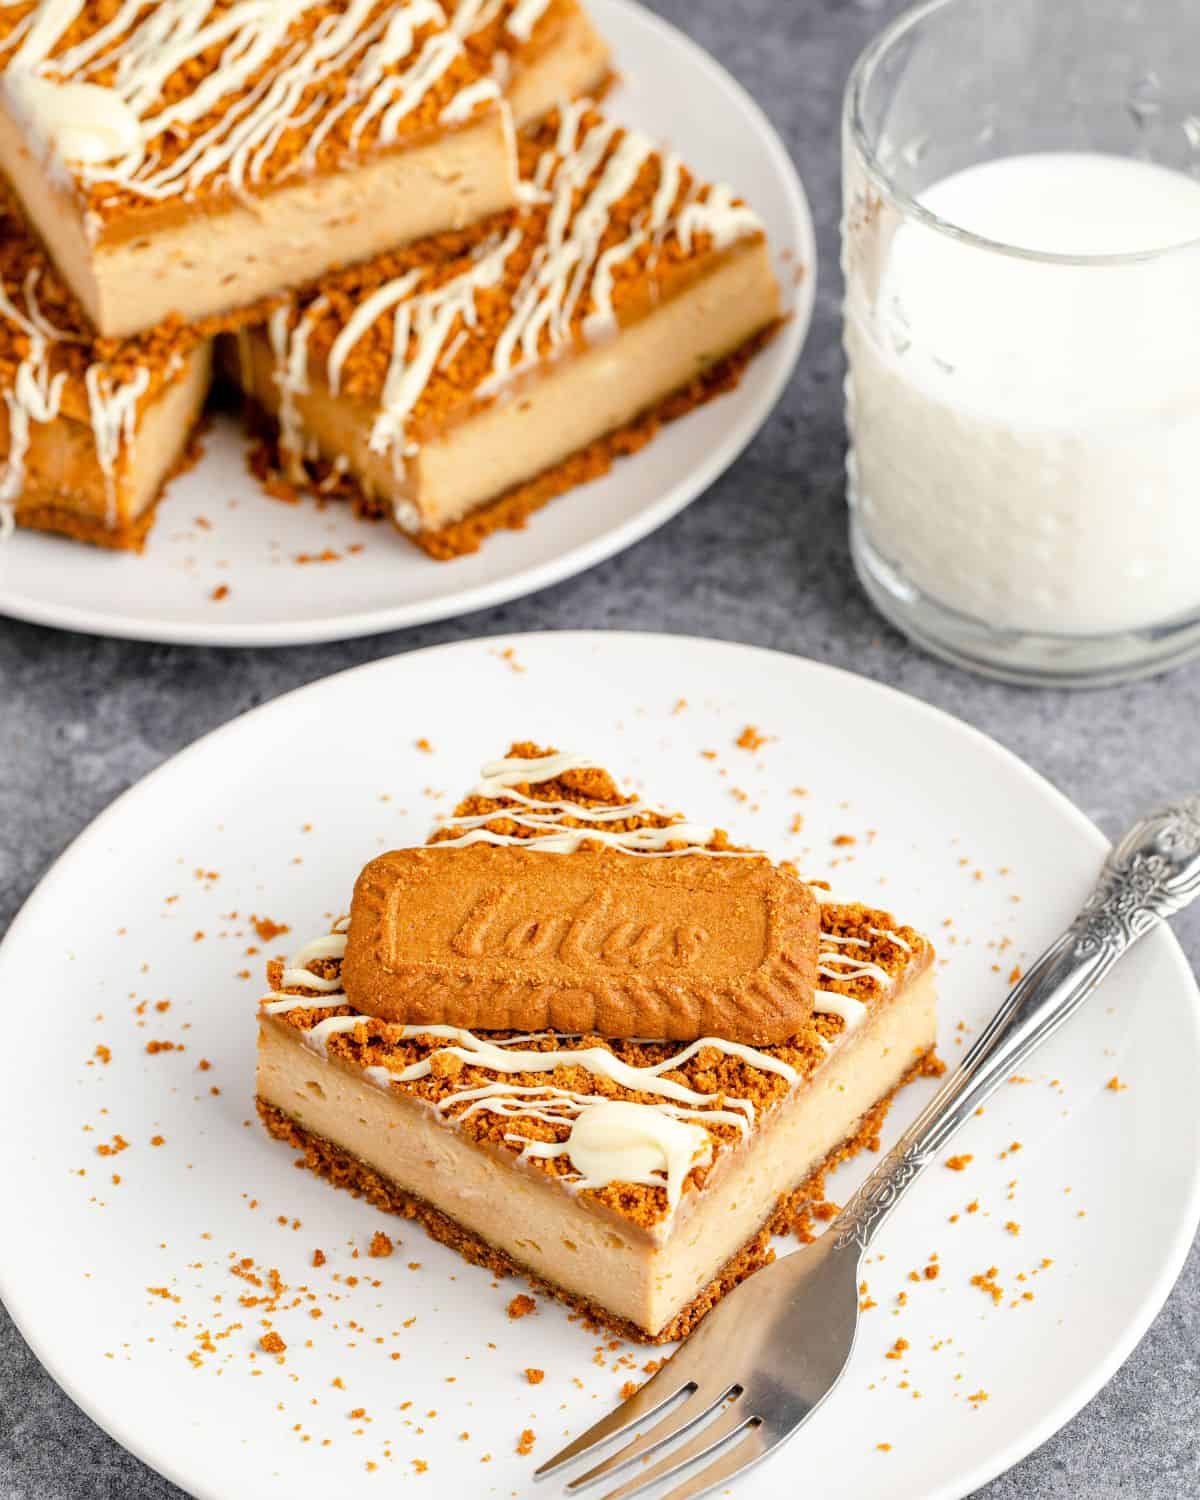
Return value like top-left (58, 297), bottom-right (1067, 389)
top-left (341, 843), bottom-right (821, 1043)
top-left (451, 883), bottom-right (712, 969)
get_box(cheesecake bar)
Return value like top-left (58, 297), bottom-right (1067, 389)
top-left (230, 102), bottom-right (782, 559)
top-left (0, 194), bottom-right (212, 549)
top-left (449, 0), bottom-right (611, 126)
top-left (0, 1), bottom-right (520, 339)
top-left (256, 745), bottom-right (939, 1342)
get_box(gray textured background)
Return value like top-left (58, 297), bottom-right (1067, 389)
top-left (2, 1), bottom-right (1199, 1496)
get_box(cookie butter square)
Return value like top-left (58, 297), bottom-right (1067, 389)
top-left (342, 845), bottom-right (819, 1044)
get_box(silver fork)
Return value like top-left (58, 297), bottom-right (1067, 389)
top-left (535, 794), bottom-right (1200, 1500)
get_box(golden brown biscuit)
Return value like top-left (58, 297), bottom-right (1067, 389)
top-left (342, 845), bottom-right (819, 1044)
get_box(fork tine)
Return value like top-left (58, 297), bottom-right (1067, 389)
top-left (534, 1361), bottom-right (698, 1480)
top-left (654, 1423), bottom-right (775, 1500)
top-left (566, 1385), bottom-right (740, 1492)
top-left (593, 1404), bottom-right (754, 1500)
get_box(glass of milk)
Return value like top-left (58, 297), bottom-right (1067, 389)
top-left (842, 0), bottom-right (1200, 685)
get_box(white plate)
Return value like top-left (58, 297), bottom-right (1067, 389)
top-left (1, 633), bottom-right (1196, 1500)
top-left (0, 0), bottom-right (815, 648)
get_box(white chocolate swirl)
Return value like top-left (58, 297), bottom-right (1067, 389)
top-left (520, 1100), bottom-right (712, 1211)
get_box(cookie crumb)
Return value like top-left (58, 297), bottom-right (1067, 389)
top-left (252, 914), bottom-right (290, 942)
top-left (970, 1267), bottom-right (1003, 1306)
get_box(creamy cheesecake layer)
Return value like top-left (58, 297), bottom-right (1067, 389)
top-left (233, 237), bottom-right (778, 531)
top-left (258, 969), bottom-right (936, 1335)
top-left (0, 106), bottom-right (516, 339)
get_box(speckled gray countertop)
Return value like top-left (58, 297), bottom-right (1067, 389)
top-left (2, 2), bottom-right (1198, 1496)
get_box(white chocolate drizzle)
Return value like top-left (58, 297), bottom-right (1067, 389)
top-left (813, 922), bottom-right (912, 1032)
top-left (1, 0), bottom-right (492, 209)
top-left (812, 989), bottom-right (869, 1033)
top-left (504, 0), bottom-right (551, 42)
top-left (429, 747), bottom-right (757, 858)
top-left (816, 951), bottom-right (893, 985)
top-left (871, 926), bottom-right (912, 952)
top-left (676, 183), bottom-right (764, 253)
top-left (269, 295), bottom-right (328, 480)
top-left (368, 228), bottom-right (521, 463)
top-left (440, 73), bottom-right (500, 123)
top-left (326, 271), bottom-right (423, 396)
top-left (84, 361), bottom-right (149, 527)
top-left (387, 1029), bottom-right (797, 1090)
top-left (0, 273), bottom-right (66, 521)
top-left (448, 0), bottom-right (548, 43)
top-left (449, 0), bottom-right (507, 35)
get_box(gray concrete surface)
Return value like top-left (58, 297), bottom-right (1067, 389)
top-left (2, 2), bottom-right (1198, 1496)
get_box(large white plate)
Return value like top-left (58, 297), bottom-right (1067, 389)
top-left (0, 0), bottom-right (814, 648)
top-left (1, 633), bottom-right (1196, 1500)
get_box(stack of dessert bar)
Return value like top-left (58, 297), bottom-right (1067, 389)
top-left (257, 745), bottom-right (939, 1342)
top-left (0, 1), bottom-right (783, 555)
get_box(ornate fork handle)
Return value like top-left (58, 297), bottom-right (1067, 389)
top-left (832, 794), bottom-right (1200, 1255)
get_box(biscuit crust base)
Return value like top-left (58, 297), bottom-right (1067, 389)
top-left (256, 1045), bottom-right (940, 1345)
top-left (13, 498), bottom-right (159, 552)
top-left (243, 319), bottom-right (782, 562)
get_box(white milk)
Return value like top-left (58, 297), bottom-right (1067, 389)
top-left (845, 153), bottom-right (1200, 636)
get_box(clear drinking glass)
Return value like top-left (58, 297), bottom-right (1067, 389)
top-left (842, 0), bottom-right (1200, 685)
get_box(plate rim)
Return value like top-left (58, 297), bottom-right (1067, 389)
top-left (1, 629), bottom-right (1198, 1500)
top-left (0, 0), bottom-right (817, 649)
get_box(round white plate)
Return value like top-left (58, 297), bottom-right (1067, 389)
top-left (1, 633), bottom-right (1196, 1500)
top-left (0, 1), bottom-right (815, 648)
